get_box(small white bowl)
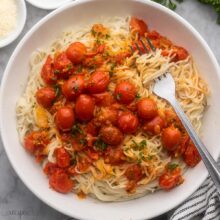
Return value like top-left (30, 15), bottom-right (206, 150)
top-left (26, 0), bottom-right (73, 10)
top-left (0, 0), bottom-right (26, 48)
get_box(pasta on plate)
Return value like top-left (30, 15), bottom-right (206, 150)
top-left (16, 16), bottom-right (208, 201)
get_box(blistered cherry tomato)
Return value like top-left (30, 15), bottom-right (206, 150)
top-left (143, 116), bottom-right (165, 135)
top-left (130, 17), bottom-right (148, 37)
top-left (104, 148), bottom-right (125, 165)
top-left (54, 52), bottom-right (73, 78)
top-left (114, 81), bottom-right (136, 104)
top-left (99, 126), bottom-right (123, 146)
top-left (95, 107), bottom-right (118, 126)
top-left (43, 162), bottom-right (58, 176)
top-left (41, 55), bottom-right (57, 85)
top-left (49, 169), bottom-right (73, 193)
top-left (159, 167), bottom-right (183, 190)
top-left (75, 94), bottom-right (95, 121)
top-left (125, 164), bottom-right (144, 182)
top-left (36, 87), bottom-right (56, 108)
top-left (173, 46), bottom-right (189, 61)
top-left (137, 98), bottom-right (157, 120)
top-left (66, 42), bottom-right (87, 64)
top-left (62, 75), bottom-right (85, 101)
top-left (55, 107), bottom-right (75, 131)
top-left (183, 141), bottom-right (201, 167)
top-left (24, 131), bottom-right (49, 154)
top-left (77, 157), bottom-right (91, 172)
top-left (87, 71), bottom-right (110, 94)
top-left (162, 126), bottom-right (182, 151)
top-left (117, 112), bottom-right (139, 134)
top-left (55, 147), bottom-right (70, 168)
top-left (92, 92), bottom-right (115, 107)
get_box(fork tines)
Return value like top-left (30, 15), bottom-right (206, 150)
top-left (131, 37), bottom-right (156, 55)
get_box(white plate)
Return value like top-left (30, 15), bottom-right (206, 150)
top-left (0, 0), bottom-right (26, 48)
top-left (26, 0), bottom-right (73, 10)
top-left (1, 0), bottom-right (220, 219)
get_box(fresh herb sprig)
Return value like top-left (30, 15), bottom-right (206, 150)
top-left (152, 0), bottom-right (220, 24)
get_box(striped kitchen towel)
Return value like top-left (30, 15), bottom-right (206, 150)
top-left (170, 166), bottom-right (220, 220)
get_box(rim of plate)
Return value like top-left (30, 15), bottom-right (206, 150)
top-left (1, 0), bottom-right (220, 219)
top-left (25, 0), bottom-right (73, 10)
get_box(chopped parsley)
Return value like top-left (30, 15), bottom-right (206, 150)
top-left (105, 34), bottom-right (110, 39)
top-left (135, 93), bottom-right (141, 99)
top-left (94, 139), bottom-right (107, 151)
top-left (67, 64), bottom-right (72, 71)
top-left (74, 84), bottom-right (78, 92)
top-left (76, 65), bottom-right (83, 73)
top-left (91, 29), bottom-right (96, 36)
top-left (167, 163), bottom-right (179, 171)
top-left (109, 63), bottom-right (116, 77)
top-left (54, 69), bottom-right (60, 74)
top-left (131, 139), bottom-right (147, 150)
top-left (116, 93), bottom-right (122, 101)
top-left (146, 155), bottom-right (153, 161)
top-left (54, 85), bottom-right (61, 97)
top-left (71, 123), bottom-right (84, 137)
top-left (79, 138), bottom-right (88, 146)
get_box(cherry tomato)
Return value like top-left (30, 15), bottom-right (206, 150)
top-left (104, 147), bottom-right (125, 165)
top-left (66, 42), bottom-right (87, 64)
top-left (137, 98), bottom-right (158, 120)
top-left (117, 112), bottom-right (139, 134)
top-left (24, 131), bottom-right (49, 154)
top-left (43, 162), bottom-right (58, 176)
top-left (162, 126), bottom-right (182, 151)
top-left (172, 46), bottom-right (189, 61)
top-left (62, 75), bottom-right (85, 101)
top-left (41, 55), bottom-right (57, 85)
top-left (85, 148), bottom-right (99, 161)
top-left (147, 31), bottom-right (160, 40)
top-left (183, 141), bottom-right (201, 167)
top-left (55, 147), bottom-right (70, 168)
top-left (115, 51), bottom-right (131, 64)
top-left (130, 17), bottom-right (148, 37)
top-left (36, 87), bottom-right (56, 108)
top-left (95, 107), bottom-right (118, 126)
top-left (86, 44), bottom-right (105, 58)
top-left (83, 55), bottom-right (104, 68)
top-left (86, 120), bottom-right (99, 136)
top-left (142, 116), bottom-right (165, 135)
top-left (125, 164), bottom-right (144, 181)
top-left (159, 167), bottom-right (183, 190)
top-left (77, 157), bottom-right (91, 172)
top-left (99, 125), bottom-right (123, 146)
top-left (114, 81), bottom-right (136, 104)
top-left (55, 107), bottom-right (75, 131)
top-left (49, 169), bottom-right (73, 193)
top-left (54, 52), bottom-right (73, 78)
top-left (92, 92), bottom-right (115, 107)
top-left (87, 71), bottom-right (110, 94)
top-left (75, 94), bottom-right (95, 121)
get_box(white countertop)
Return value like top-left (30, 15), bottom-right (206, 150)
top-left (0, 1), bottom-right (219, 219)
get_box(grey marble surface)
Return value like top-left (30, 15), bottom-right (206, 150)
top-left (0, 1), bottom-right (220, 220)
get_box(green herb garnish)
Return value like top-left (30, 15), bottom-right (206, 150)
top-left (167, 163), bottom-right (179, 171)
top-left (54, 69), bottom-right (60, 75)
top-left (71, 123), bottom-right (84, 137)
top-left (116, 93), bottom-right (122, 101)
top-left (74, 84), bottom-right (78, 92)
top-left (94, 139), bottom-right (107, 151)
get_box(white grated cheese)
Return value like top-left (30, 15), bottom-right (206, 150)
top-left (0, 0), bottom-right (17, 38)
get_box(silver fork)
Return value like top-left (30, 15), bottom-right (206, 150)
top-left (153, 73), bottom-right (220, 195)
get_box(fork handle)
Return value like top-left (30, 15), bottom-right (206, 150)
top-left (170, 99), bottom-right (220, 195)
